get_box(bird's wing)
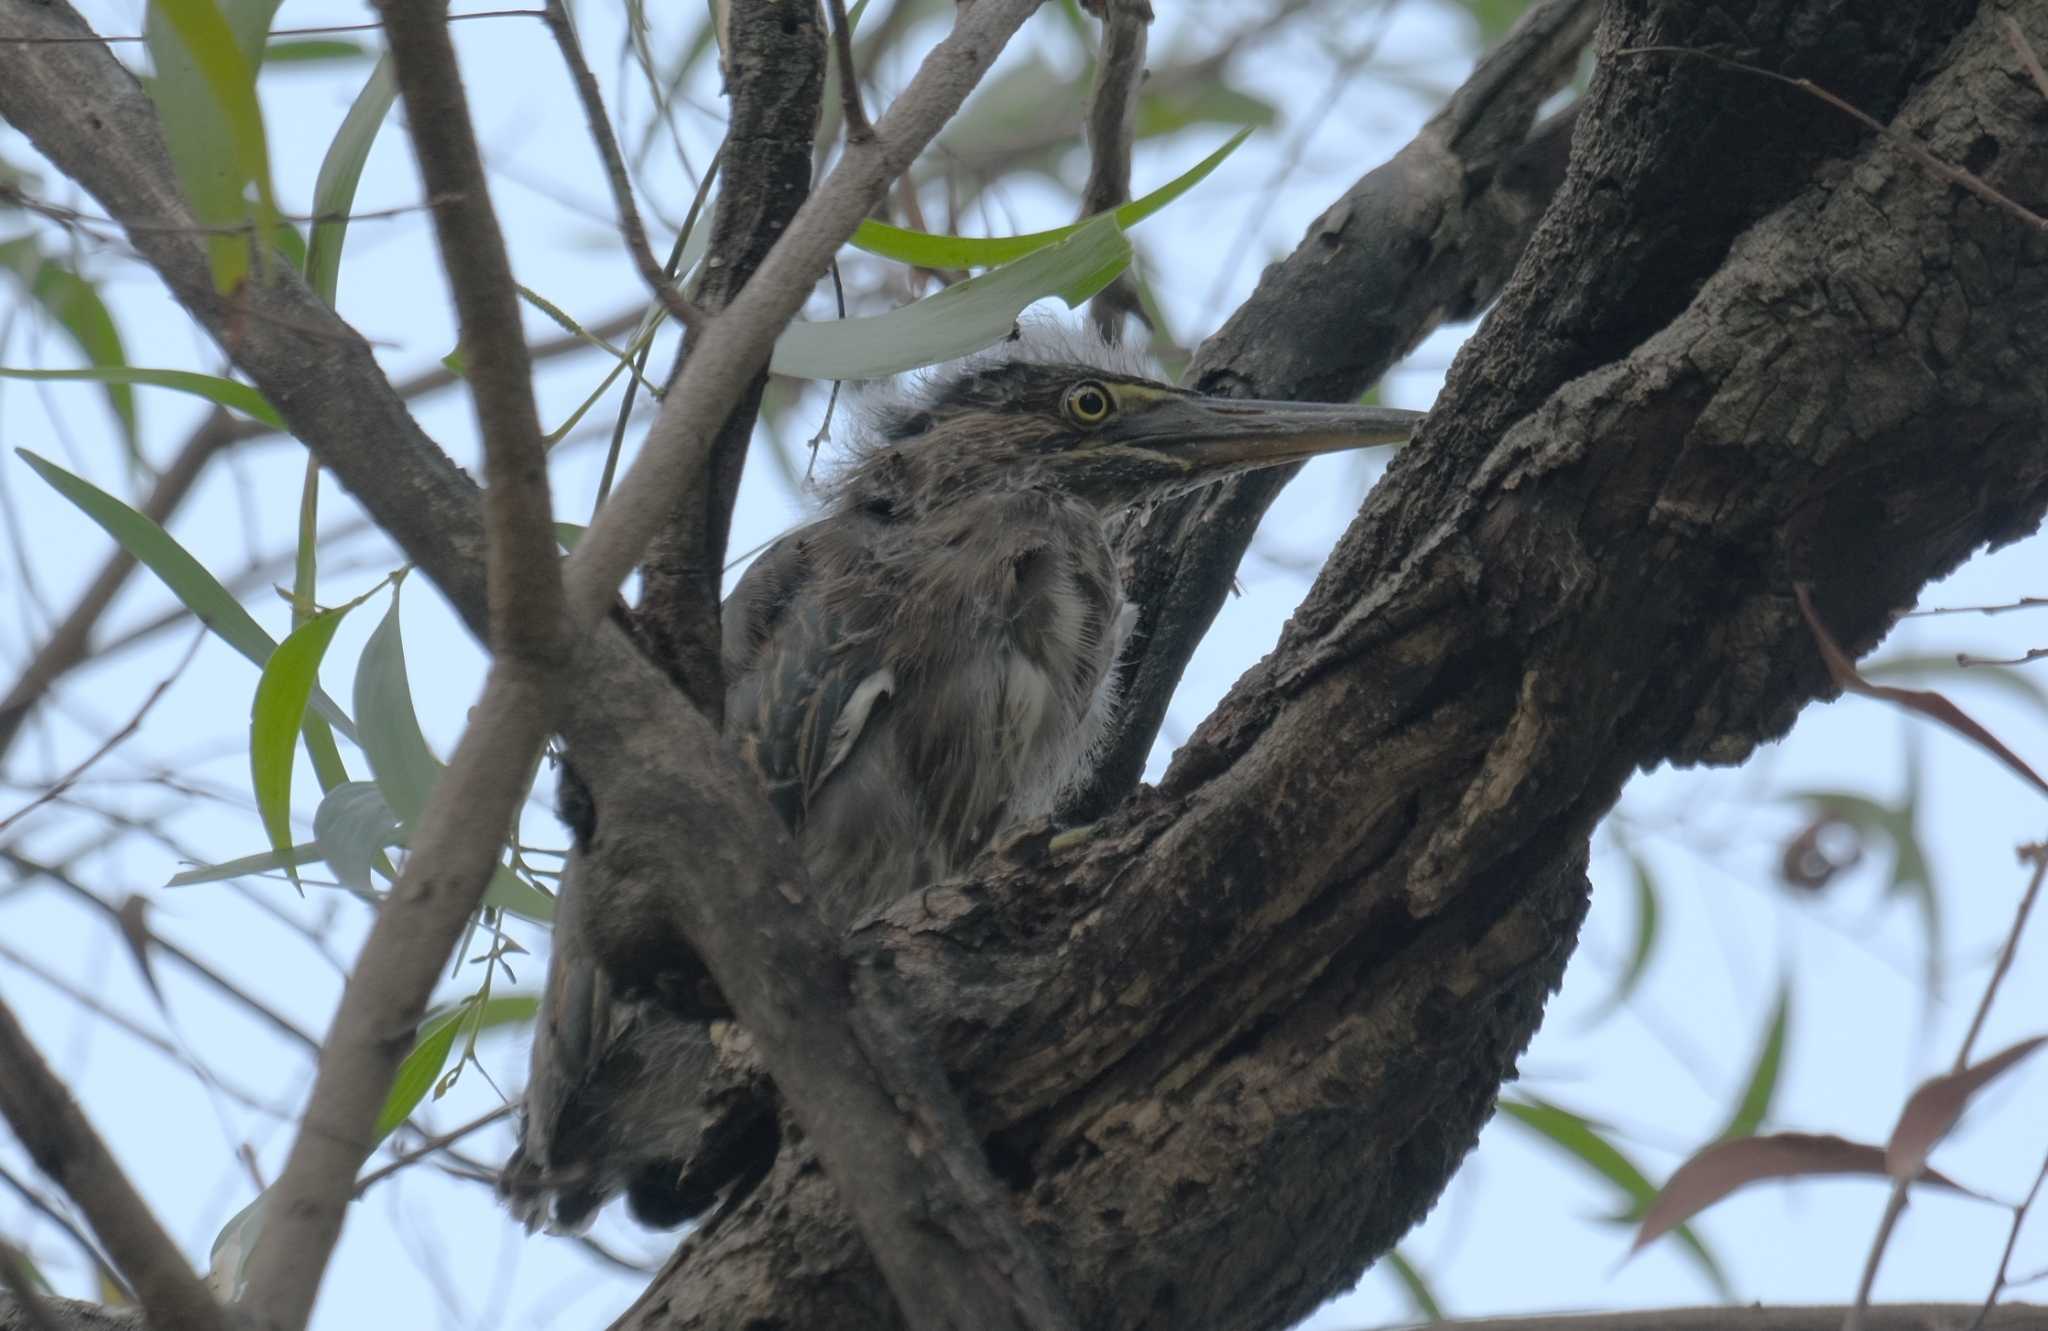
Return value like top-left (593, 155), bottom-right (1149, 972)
top-left (723, 525), bottom-right (894, 830)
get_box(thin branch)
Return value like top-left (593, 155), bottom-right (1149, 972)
top-left (824, 0), bottom-right (872, 143)
top-left (0, 630), bottom-right (202, 835)
top-left (0, 994), bottom-right (229, 1331)
top-left (351, 1103), bottom-right (514, 1198)
top-left (540, 0), bottom-right (703, 328)
top-left (1849, 842), bottom-right (2048, 1329)
top-left (237, 0), bottom-right (570, 1323)
top-left (1078, 0), bottom-right (1152, 342)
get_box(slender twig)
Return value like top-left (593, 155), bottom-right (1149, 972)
top-left (237, 3), bottom-right (570, 1325)
top-left (352, 1103), bottom-right (515, 1197)
top-left (824, 0), bottom-right (872, 143)
top-left (1848, 843), bottom-right (2048, 1330)
top-left (0, 1165), bottom-right (131, 1303)
top-left (1975, 1149), bottom-right (2048, 1329)
top-left (540, 0), bottom-right (702, 328)
top-left (593, 142), bottom-right (724, 519)
top-left (0, 629), bottom-right (202, 835)
top-left (1077, 0), bottom-right (1151, 342)
top-left (0, 994), bottom-right (230, 1331)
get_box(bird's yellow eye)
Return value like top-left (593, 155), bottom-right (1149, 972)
top-left (1062, 380), bottom-right (1116, 427)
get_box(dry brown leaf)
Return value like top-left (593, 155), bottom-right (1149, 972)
top-left (1886, 1034), bottom-right (2048, 1179)
top-left (1796, 584), bottom-right (2048, 801)
top-left (1632, 1132), bottom-right (1964, 1254)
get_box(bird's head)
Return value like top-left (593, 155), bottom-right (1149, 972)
top-left (835, 332), bottom-right (1426, 515)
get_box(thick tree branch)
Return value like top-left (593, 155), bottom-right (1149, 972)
top-left (627, 1), bottom-right (2048, 1326)
top-left (0, 995), bottom-right (228, 1331)
top-left (1069, 0), bottom-right (1597, 814)
top-left (237, 5), bottom-right (567, 1327)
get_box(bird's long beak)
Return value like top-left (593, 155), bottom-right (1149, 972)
top-left (1106, 395), bottom-right (1427, 472)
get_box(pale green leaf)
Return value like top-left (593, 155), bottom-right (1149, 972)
top-left (851, 129), bottom-right (1250, 270)
top-left (17, 450), bottom-right (353, 738)
top-left (771, 215), bottom-right (1132, 381)
top-left (312, 780), bottom-right (402, 893)
top-left (264, 37), bottom-right (368, 64)
top-left (0, 237), bottom-right (137, 459)
top-left (353, 586), bottom-right (441, 823)
top-left (167, 841), bottom-right (320, 886)
top-left (306, 53), bottom-right (396, 306)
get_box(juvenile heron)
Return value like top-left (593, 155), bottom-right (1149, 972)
top-left (501, 331), bottom-right (1424, 1231)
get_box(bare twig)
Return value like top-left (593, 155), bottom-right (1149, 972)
top-left (1078, 0), bottom-right (1152, 342)
top-left (824, 0), bottom-right (872, 143)
top-left (0, 629), bottom-right (202, 835)
top-left (237, 1), bottom-right (570, 1325)
top-left (540, 0), bottom-right (703, 328)
top-left (1849, 843), bottom-right (2048, 1329)
top-left (352, 1103), bottom-right (515, 1197)
top-left (0, 994), bottom-right (229, 1331)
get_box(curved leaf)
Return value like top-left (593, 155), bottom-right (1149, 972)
top-left (353, 585), bottom-right (441, 823)
top-left (312, 780), bottom-right (402, 893)
top-left (1713, 981), bottom-right (1789, 1141)
top-left (851, 128), bottom-right (1251, 270)
top-left (0, 367), bottom-right (281, 428)
top-left (306, 53), bottom-right (397, 306)
top-left (1888, 1034), bottom-right (2048, 1179)
top-left (250, 606), bottom-right (352, 877)
top-left (1500, 1096), bottom-right (1731, 1298)
top-left (17, 450), bottom-right (352, 739)
top-left (0, 238), bottom-right (136, 459)
top-left (772, 215), bottom-right (1132, 381)
top-left (168, 841), bottom-right (320, 887)
top-left (375, 992), bottom-right (542, 1137)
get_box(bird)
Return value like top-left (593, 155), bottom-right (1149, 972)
top-left (499, 327), bottom-right (1425, 1232)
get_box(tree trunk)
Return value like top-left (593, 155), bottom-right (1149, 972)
top-left (626, 1), bottom-right (2048, 1327)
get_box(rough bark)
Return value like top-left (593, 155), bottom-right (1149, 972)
top-left (632, 1), bottom-right (2048, 1328)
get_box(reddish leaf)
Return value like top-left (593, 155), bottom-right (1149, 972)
top-left (1887, 1034), bottom-right (2048, 1179)
top-left (1796, 584), bottom-right (2048, 800)
top-left (1632, 1133), bottom-right (1964, 1254)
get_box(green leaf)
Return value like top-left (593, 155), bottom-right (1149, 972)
top-left (0, 237), bottom-right (137, 459)
top-left (1132, 81), bottom-right (1278, 140)
top-left (250, 606), bottom-right (353, 879)
top-left (376, 1001), bottom-right (467, 1137)
top-left (1792, 787), bottom-right (1940, 984)
top-left (312, 780), bottom-right (403, 892)
top-left (1499, 1097), bottom-right (1732, 1298)
top-left (1381, 1249), bottom-right (1444, 1323)
top-left (0, 366), bottom-right (281, 428)
top-left (1714, 981), bottom-right (1790, 1142)
top-left (771, 215), bottom-right (1133, 381)
top-left (168, 841), bottom-right (321, 886)
top-left (206, 1191), bottom-right (266, 1302)
top-left (851, 128), bottom-right (1251, 270)
top-left (375, 992), bottom-right (541, 1137)
top-left (306, 52), bottom-right (397, 306)
top-left (485, 865), bottom-right (555, 923)
top-left (1587, 839), bottom-right (1661, 1023)
top-left (145, 0), bottom-right (281, 290)
top-left (353, 584), bottom-right (441, 823)
top-left (264, 37), bottom-right (368, 64)
top-left (17, 450), bottom-right (353, 739)
top-left (554, 522), bottom-right (585, 552)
